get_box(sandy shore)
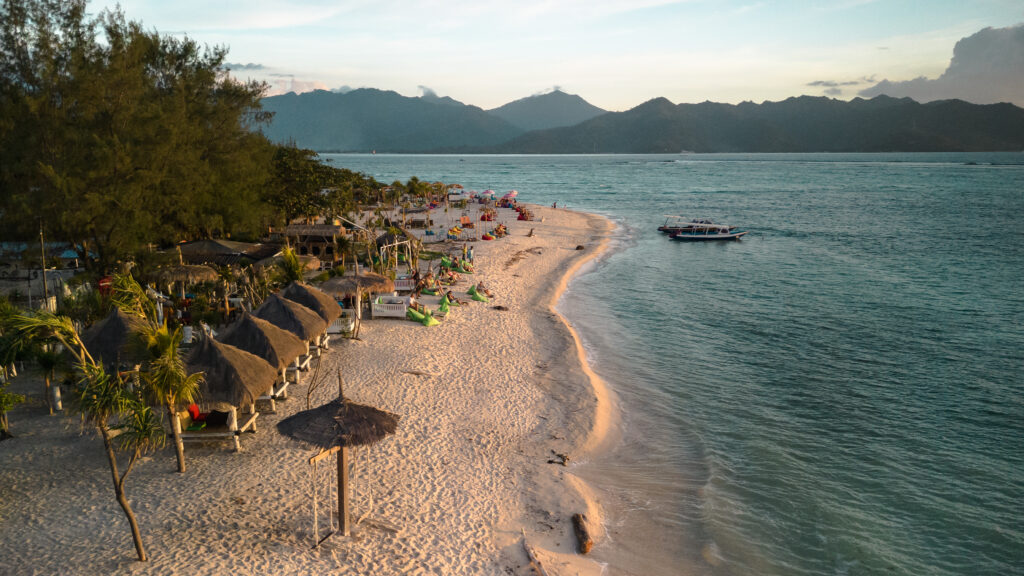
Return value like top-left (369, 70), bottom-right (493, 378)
top-left (0, 203), bottom-right (620, 575)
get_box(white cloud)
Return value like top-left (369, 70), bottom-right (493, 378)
top-left (860, 24), bottom-right (1024, 106)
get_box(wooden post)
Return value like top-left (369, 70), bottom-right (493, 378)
top-left (339, 445), bottom-right (350, 536)
top-left (171, 409), bottom-right (185, 471)
top-left (229, 407), bottom-right (240, 452)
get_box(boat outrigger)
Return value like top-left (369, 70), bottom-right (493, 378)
top-left (670, 223), bottom-right (748, 241)
top-left (658, 216), bottom-right (736, 235)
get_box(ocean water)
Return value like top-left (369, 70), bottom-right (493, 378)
top-left (323, 152), bottom-right (1024, 576)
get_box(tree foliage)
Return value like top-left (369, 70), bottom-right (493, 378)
top-left (0, 0), bottom-right (273, 267)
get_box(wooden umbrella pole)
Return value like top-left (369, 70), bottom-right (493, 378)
top-left (339, 445), bottom-right (350, 536)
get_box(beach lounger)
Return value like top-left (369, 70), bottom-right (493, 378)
top-left (178, 406), bottom-right (259, 452)
top-left (371, 295), bottom-right (411, 318)
top-left (394, 276), bottom-right (416, 292)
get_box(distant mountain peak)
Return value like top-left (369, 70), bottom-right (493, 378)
top-left (487, 90), bottom-right (607, 132)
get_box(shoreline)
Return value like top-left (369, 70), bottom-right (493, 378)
top-left (0, 202), bottom-right (630, 575)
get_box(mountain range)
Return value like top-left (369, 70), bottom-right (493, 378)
top-left (258, 90), bottom-right (1024, 153)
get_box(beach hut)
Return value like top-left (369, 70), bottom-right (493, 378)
top-left (253, 294), bottom-right (327, 341)
top-left (277, 377), bottom-right (399, 540)
top-left (253, 294), bottom-right (327, 367)
top-left (218, 312), bottom-right (307, 396)
top-left (80, 308), bottom-right (148, 372)
top-left (183, 336), bottom-right (278, 451)
top-left (281, 282), bottom-right (342, 340)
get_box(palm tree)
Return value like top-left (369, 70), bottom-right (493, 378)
top-left (110, 273), bottom-right (202, 474)
top-left (276, 246), bottom-right (304, 285)
top-left (0, 380), bottom-right (26, 439)
top-left (9, 311), bottom-right (163, 561)
top-left (142, 324), bottom-right (202, 473)
top-left (34, 345), bottom-right (62, 414)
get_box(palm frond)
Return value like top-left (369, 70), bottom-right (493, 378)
top-left (116, 402), bottom-right (166, 454)
top-left (109, 273), bottom-right (157, 324)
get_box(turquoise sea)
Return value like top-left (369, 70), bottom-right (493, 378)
top-left (323, 153), bottom-right (1024, 576)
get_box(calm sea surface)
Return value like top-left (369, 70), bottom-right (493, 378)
top-left (323, 153), bottom-right (1024, 576)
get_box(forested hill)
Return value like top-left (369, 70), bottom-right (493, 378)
top-left (486, 90), bottom-right (607, 132)
top-left (486, 95), bottom-right (1024, 153)
top-left (260, 89), bottom-right (522, 152)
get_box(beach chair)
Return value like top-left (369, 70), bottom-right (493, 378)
top-left (178, 405), bottom-right (259, 452)
top-left (459, 215), bottom-right (475, 228)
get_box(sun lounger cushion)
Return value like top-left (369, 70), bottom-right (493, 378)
top-left (186, 421), bottom-right (206, 432)
top-left (187, 404), bottom-right (207, 422)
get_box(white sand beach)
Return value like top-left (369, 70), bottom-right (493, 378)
top-left (0, 204), bottom-right (620, 576)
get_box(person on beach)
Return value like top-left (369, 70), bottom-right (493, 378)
top-left (444, 290), bottom-right (464, 305)
top-left (476, 281), bottom-right (493, 298)
top-left (468, 245), bottom-right (474, 262)
top-left (552, 201), bottom-right (557, 209)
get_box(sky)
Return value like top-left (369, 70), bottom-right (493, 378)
top-left (88, 0), bottom-right (1024, 111)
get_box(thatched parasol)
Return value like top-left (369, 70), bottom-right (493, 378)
top-left (154, 264), bottom-right (219, 285)
top-left (281, 282), bottom-right (342, 323)
top-left (217, 312), bottom-right (306, 371)
top-left (277, 379), bottom-right (399, 537)
top-left (277, 397), bottom-right (399, 450)
top-left (319, 272), bottom-right (394, 297)
top-left (81, 308), bottom-right (148, 370)
top-left (253, 294), bottom-right (327, 341)
top-left (186, 336), bottom-right (277, 407)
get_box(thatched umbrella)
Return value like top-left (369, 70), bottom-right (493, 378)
top-left (281, 282), bottom-right (342, 323)
top-left (155, 264), bottom-right (218, 285)
top-left (154, 264), bottom-right (219, 299)
top-left (217, 312), bottom-right (306, 372)
top-left (277, 379), bottom-right (399, 537)
top-left (81, 308), bottom-right (148, 370)
top-left (185, 336), bottom-right (277, 407)
top-left (253, 294), bottom-right (327, 342)
top-left (319, 272), bottom-right (394, 297)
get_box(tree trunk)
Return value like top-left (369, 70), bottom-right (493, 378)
top-left (168, 405), bottom-right (186, 473)
top-left (99, 426), bottom-right (148, 561)
top-left (44, 373), bottom-right (53, 415)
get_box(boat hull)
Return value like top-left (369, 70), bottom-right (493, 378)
top-left (670, 230), bottom-right (748, 241)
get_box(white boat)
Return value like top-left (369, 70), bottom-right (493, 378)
top-left (658, 216), bottom-right (735, 235)
top-left (670, 224), bottom-right (748, 241)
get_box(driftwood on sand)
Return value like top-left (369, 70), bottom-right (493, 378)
top-left (572, 513), bottom-right (594, 554)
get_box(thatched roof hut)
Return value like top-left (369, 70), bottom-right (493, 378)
top-left (281, 282), bottom-right (342, 323)
top-left (186, 336), bottom-right (277, 407)
top-left (81, 308), bottom-right (148, 369)
top-left (253, 294), bottom-right (327, 341)
top-left (277, 397), bottom-right (399, 449)
top-left (217, 312), bottom-right (306, 372)
top-left (319, 272), bottom-right (394, 297)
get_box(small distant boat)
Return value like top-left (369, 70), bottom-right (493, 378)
top-left (658, 216), bottom-right (736, 235)
top-left (670, 224), bottom-right (748, 241)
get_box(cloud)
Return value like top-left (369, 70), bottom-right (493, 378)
top-left (806, 76), bottom-right (877, 97)
top-left (225, 62), bottom-right (266, 70)
top-left (262, 78), bottom-right (329, 96)
top-left (859, 24), bottom-right (1024, 106)
top-left (418, 85), bottom-right (438, 98)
